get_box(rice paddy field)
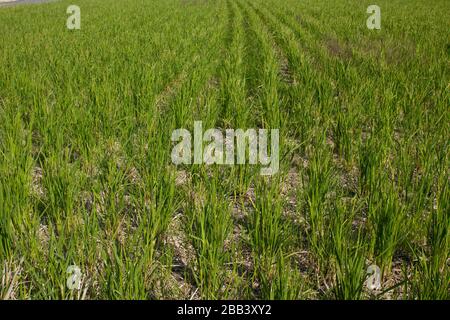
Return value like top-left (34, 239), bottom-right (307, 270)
top-left (0, 0), bottom-right (449, 300)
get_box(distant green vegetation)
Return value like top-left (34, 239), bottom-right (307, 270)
top-left (0, 0), bottom-right (448, 299)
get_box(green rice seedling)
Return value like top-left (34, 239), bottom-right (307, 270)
top-left (185, 172), bottom-right (233, 299)
top-left (257, 251), bottom-right (303, 300)
top-left (0, 111), bottom-right (33, 257)
top-left (409, 174), bottom-right (449, 300)
top-left (247, 177), bottom-right (301, 299)
top-left (239, 1), bottom-right (280, 129)
top-left (330, 200), bottom-right (366, 300)
top-left (103, 241), bottom-right (149, 299)
top-left (334, 109), bottom-right (353, 164)
top-left (367, 181), bottom-right (407, 274)
top-left (358, 133), bottom-right (385, 195)
top-left (302, 135), bottom-right (334, 267)
top-left (219, 0), bottom-right (247, 129)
